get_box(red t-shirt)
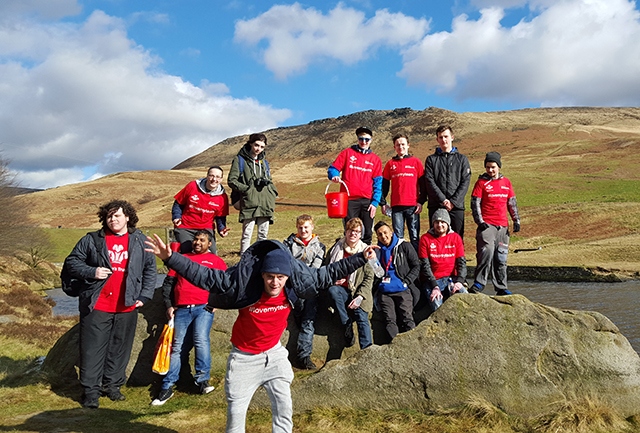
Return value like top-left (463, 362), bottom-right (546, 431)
top-left (94, 232), bottom-right (135, 313)
top-left (168, 252), bottom-right (227, 305)
top-left (471, 176), bottom-right (515, 226)
top-left (174, 180), bottom-right (229, 229)
top-left (382, 155), bottom-right (424, 206)
top-left (230, 290), bottom-right (291, 354)
top-left (418, 231), bottom-right (465, 279)
top-left (331, 147), bottom-right (382, 199)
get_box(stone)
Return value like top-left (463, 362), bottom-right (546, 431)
top-left (285, 294), bottom-right (640, 417)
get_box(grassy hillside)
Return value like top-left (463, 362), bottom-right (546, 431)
top-left (16, 107), bottom-right (640, 273)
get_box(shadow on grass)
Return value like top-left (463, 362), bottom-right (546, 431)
top-left (0, 408), bottom-right (178, 433)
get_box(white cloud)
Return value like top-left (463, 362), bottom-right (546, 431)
top-left (0, 9), bottom-right (291, 189)
top-left (234, 2), bottom-right (429, 79)
top-left (399, 0), bottom-right (640, 106)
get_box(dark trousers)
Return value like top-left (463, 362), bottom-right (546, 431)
top-left (428, 207), bottom-right (465, 238)
top-left (378, 289), bottom-right (415, 340)
top-left (344, 198), bottom-right (374, 244)
top-left (79, 309), bottom-right (138, 398)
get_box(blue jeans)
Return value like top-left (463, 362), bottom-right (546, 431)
top-left (425, 278), bottom-right (468, 312)
top-left (327, 285), bottom-right (372, 349)
top-left (391, 206), bottom-right (420, 251)
top-left (161, 305), bottom-right (214, 390)
top-left (296, 296), bottom-right (317, 359)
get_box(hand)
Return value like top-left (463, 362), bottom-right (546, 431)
top-left (172, 218), bottom-right (182, 227)
top-left (145, 234), bottom-right (172, 261)
top-left (134, 300), bottom-right (144, 308)
top-left (479, 222), bottom-right (490, 231)
top-left (414, 203), bottom-right (422, 214)
top-left (348, 295), bottom-right (363, 309)
top-left (331, 176), bottom-right (341, 183)
top-left (219, 227), bottom-right (231, 237)
top-left (362, 244), bottom-right (380, 260)
top-left (513, 220), bottom-right (521, 233)
top-left (442, 199), bottom-right (453, 211)
top-left (335, 278), bottom-right (346, 286)
top-left (430, 287), bottom-right (443, 302)
top-left (382, 204), bottom-right (390, 216)
top-left (166, 306), bottom-right (175, 319)
top-left (368, 204), bottom-right (377, 218)
top-left (94, 267), bottom-right (112, 280)
top-left (452, 282), bottom-right (464, 293)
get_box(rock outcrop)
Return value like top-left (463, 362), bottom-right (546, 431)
top-left (286, 294), bottom-right (640, 417)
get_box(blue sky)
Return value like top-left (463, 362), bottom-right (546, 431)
top-left (1, 0), bottom-right (640, 188)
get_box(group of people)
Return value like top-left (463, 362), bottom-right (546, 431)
top-left (61, 124), bottom-right (521, 433)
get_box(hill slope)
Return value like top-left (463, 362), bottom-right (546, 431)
top-left (16, 107), bottom-right (640, 273)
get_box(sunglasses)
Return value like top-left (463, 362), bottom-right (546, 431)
top-left (357, 137), bottom-right (371, 142)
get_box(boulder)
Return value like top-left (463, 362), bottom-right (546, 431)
top-left (285, 294), bottom-right (640, 417)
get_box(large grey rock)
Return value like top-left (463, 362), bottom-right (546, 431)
top-left (286, 294), bottom-right (640, 417)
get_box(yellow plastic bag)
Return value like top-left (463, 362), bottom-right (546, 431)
top-left (152, 318), bottom-right (174, 375)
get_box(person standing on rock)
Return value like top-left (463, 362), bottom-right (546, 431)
top-left (423, 125), bottom-right (471, 238)
top-left (373, 221), bottom-right (420, 342)
top-left (325, 218), bottom-right (374, 350)
top-left (144, 234), bottom-right (378, 433)
top-left (418, 209), bottom-right (468, 313)
top-left (470, 152), bottom-right (521, 295)
top-left (172, 166), bottom-right (230, 255)
top-left (381, 133), bottom-right (424, 252)
top-left (328, 126), bottom-right (383, 245)
top-left (283, 214), bottom-right (326, 370)
top-left (62, 200), bottom-right (156, 409)
top-left (151, 230), bottom-right (227, 406)
top-left (227, 133), bottom-right (277, 254)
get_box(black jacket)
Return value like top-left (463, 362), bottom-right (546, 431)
top-left (63, 228), bottom-right (157, 316)
top-left (164, 239), bottom-right (367, 310)
top-left (424, 147), bottom-right (471, 210)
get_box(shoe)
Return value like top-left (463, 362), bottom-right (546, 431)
top-left (496, 289), bottom-right (512, 296)
top-left (103, 389), bottom-right (126, 401)
top-left (469, 282), bottom-right (484, 294)
top-left (151, 388), bottom-right (174, 406)
top-left (344, 324), bottom-right (355, 348)
top-left (82, 396), bottom-right (99, 409)
top-left (298, 356), bottom-right (317, 370)
top-left (197, 380), bottom-right (215, 395)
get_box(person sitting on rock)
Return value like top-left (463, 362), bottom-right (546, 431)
top-left (325, 218), bottom-right (374, 349)
top-left (283, 214), bottom-right (326, 370)
top-left (144, 235), bottom-right (378, 432)
top-left (373, 221), bottom-right (420, 342)
top-left (418, 209), bottom-right (468, 312)
top-left (151, 230), bottom-right (227, 406)
top-left (469, 151), bottom-right (521, 295)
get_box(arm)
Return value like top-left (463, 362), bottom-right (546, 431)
top-left (137, 246), bottom-right (158, 305)
top-left (454, 256), bottom-right (467, 283)
top-left (424, 157), bottom-right (447, 205)
top-left (508, 196), bottom-right (521, 232)
top-left (161, 275), bottom-right (176, 310)
top-left (403, 244), bottom-right (420, 286)
top-left (310, 244), bottom-right (326, 269)
top-left (171, 200), bottom-right (183, 224)
top-left (228, 156), bottom-right (249, 193)
top-left (327, 165), bottom-right (340, 181)
top-left (471, 196), bottom-right (484, 226)
top-left (370, 175), bottom-right (382, 207)
top-left (450, 156), bottom-right (471, 207)
top-left (381, 178), bottom-right (390, 207)
top-left (419, 257), bottom-right (439, 290)
top-left (353, 261), bottom-right (374, 301)
top-left (64, 234), bottom-right (107, 280)
top-left (215, 216), bottom-right (229, 236)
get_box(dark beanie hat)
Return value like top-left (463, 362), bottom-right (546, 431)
top-left (261, 249), bottom-right (292, 276)
top-left (484, 151), bottom-right (502, 168)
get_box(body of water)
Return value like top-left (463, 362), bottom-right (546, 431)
top-left (46, 279), bottom-right (640, 352)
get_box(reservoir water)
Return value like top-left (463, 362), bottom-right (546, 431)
top-left (46, 279), bottom-right (640, 353)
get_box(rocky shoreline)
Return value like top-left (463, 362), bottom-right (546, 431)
top-left (503, 266), bottom-right (640, 283)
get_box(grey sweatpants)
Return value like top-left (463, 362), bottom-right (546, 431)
top-left (225, 343), bottom-right (294, 433)
top-left (474, 225), bottom-right (510, 291)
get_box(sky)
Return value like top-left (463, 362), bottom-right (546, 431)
top-left (1, 0), bottom-right (640, 189)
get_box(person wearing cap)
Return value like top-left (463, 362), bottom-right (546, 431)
top-left (328, 126), bottom-right (383, 244)
top-left (228, 133), bottom-right (277, 254)
top-left (144, 235), bottom-right (379, 432)
top-left (470, 152), bottom-right (521, 296)
top-left (423, 125), bottom-right (471, 238)
top-left (418, 208), bottom-right (468, 313)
